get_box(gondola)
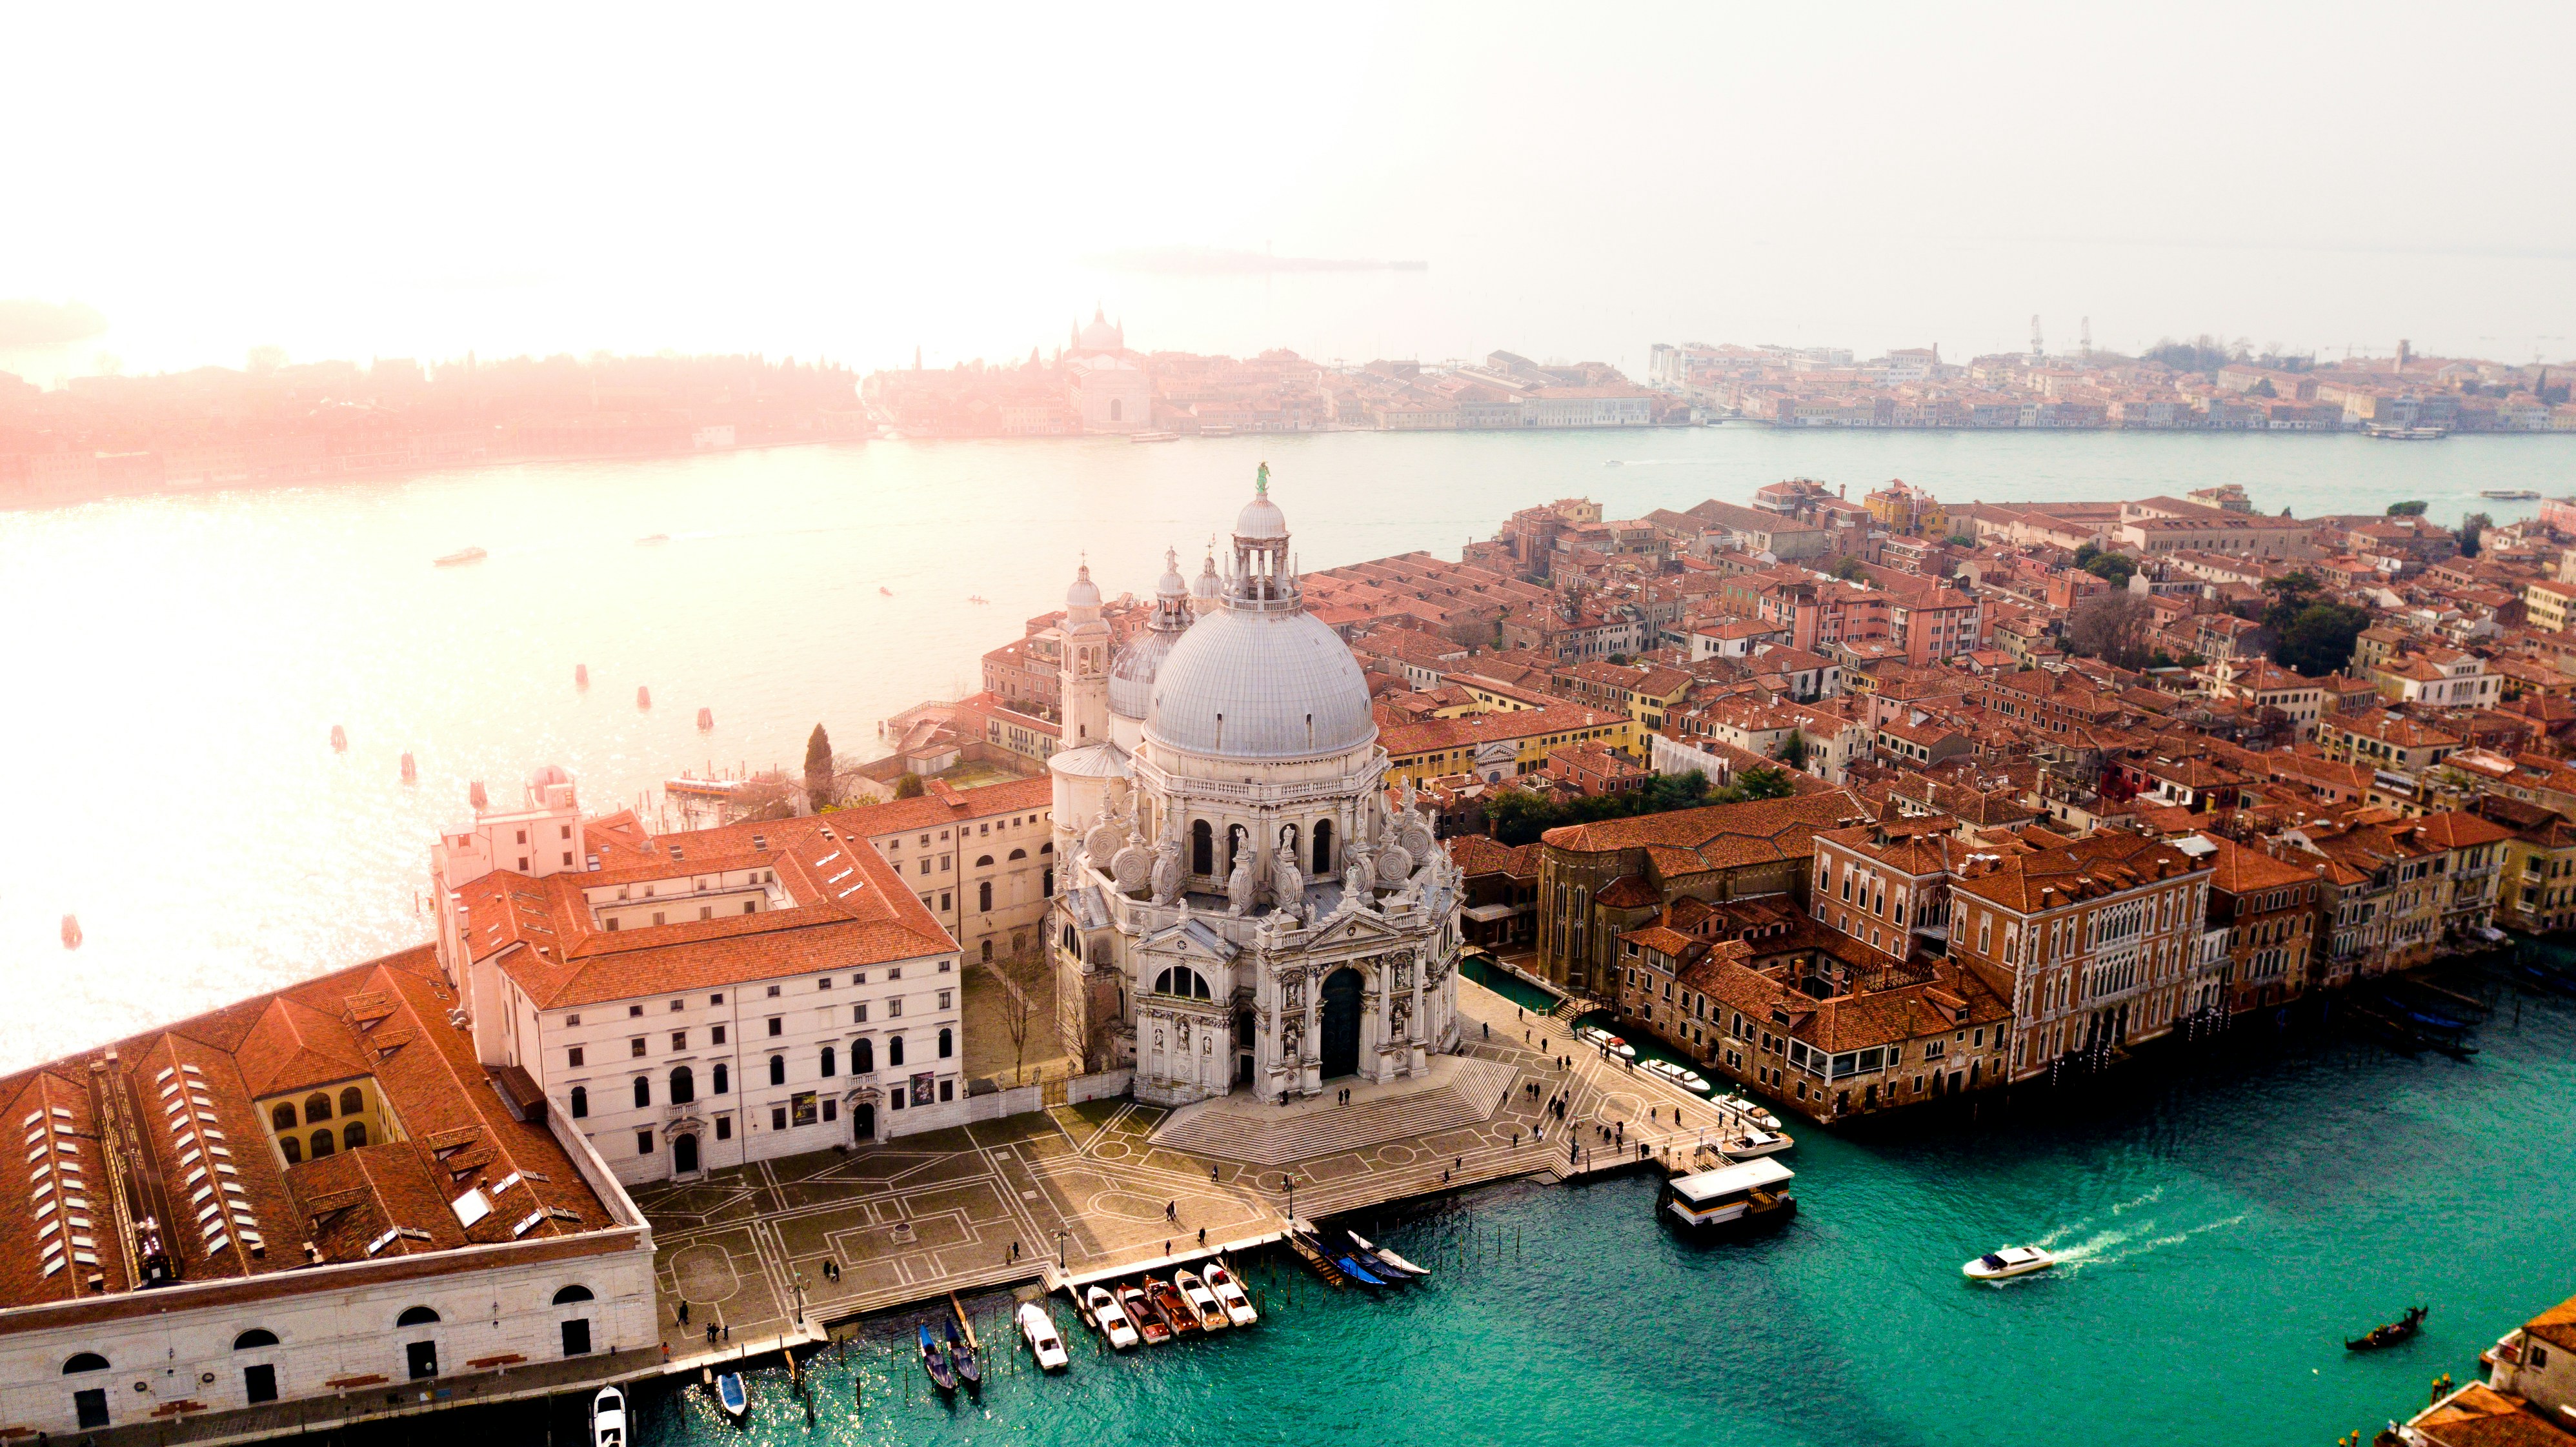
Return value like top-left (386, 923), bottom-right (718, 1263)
top-left (947, 1320), bottom-right (981, 1388)
top-left (917, 1324), bottom-right (958, 1391)
top-left (2346, 1306), bottom-right (2429, 1351)
top-left (1346, 1228), bottom-right (1433, 1280)
top-left (1294, 1225), bottom-right (1385, 1286)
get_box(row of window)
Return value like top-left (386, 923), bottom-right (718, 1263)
top-left (568, 1033), bottom-right (952, 1115)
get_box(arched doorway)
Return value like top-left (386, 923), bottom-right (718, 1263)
top-left (855, 1102), bottom-right (876, 1141)
top-left (672, 1133), bottom-right (699, 1175)
top-left (1320, 968), bottom-right (1363, 1080)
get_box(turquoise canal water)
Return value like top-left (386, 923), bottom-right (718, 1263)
top-left (425, 960), bottom-right (2576, 1447)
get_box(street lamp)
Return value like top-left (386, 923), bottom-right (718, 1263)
top-left (1056, 1228), bottom-right (1067, 1270)
top-left (792, 1271), bottom-right (807, 1326)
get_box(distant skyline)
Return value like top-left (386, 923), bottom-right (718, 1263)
top-left (8, 2), bottom-right (2575, 383)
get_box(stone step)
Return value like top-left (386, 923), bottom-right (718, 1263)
top-left (1150, 1058), bottom-right (1515, 1166)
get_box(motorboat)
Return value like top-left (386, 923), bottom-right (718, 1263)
top-left (1345, 1229), bottom-right (1431, 1279)
top-left (1200, 1259), bottom-right (1259, 1326)
top-left (636, 533), bottom-right (671, 545)
top-left (1579, 1026), bottom-right (1636, 1058)
top-left (947, 1319), bottom-right (981, 1388)
top-left (1962, 1246), bottom-right (2057, 1282)
top-left (1720, 1127), bottom-right (1794, 1159)
top-left (1174, 1269), bottom-right (1230, 1331)
top-left (967, 594), bottom-right (989, 604)
top-left (434, 547), bottom-right (488, 567)
top-left (1143, 1276), bottom-right (1198, 1335)
top-left (1128, 430), bottom-right (1180, 443)
top-left (1644, 1059), bottom-right (1712, 1093)
top-left (1658, 1158), bottom-right (1796, 1237)
top-left (878, 586), bottom-right (894, 596)
top-left (714, 1370), bottom-right (750, 1421)
top-left (1018, 1300), bottom-right (1070, 1370)
top-left (2480, 490), bottom-right (2541, 500)
top-left (1119, 1282), bottom-right (1171, 1345)
top-left (1084, 1284), bottom-right (1140, 1349)
top-left (916, 1324), bottom-right (956, 1391)
top-left (1716, 1094), bottom-right (1782, 1129)
top-left (2348, 1306), bottom-right (2430, 1351)
top-left (590, 1385), bottom-right (627, 1447)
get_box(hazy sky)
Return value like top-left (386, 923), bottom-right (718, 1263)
top-left (8, 1), bottom-right (2573, 379)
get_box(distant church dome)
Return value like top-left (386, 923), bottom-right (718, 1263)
top-left (527, 763), bottom-right (572, 791)
top-left (1190, 549), bottom-right (1223, 603)
top-left (1074, 305), bottom-right (1124, 354)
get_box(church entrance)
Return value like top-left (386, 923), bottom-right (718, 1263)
top-left (1320, 968), bottom-right (1363, 1079)
top-left (671, 1133), bottom-right (699, 1175)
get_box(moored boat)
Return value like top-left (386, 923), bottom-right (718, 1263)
top-left (1659, 1157), bottom-right (1797, 1237)
top-left (1345, 1229), bottom-right (1431, 1279)
top-left (590, 1385), bottom-right (627, 1447)
top-left (1174, 1270), bottom-right (1229, 1331)
top-left (715, 1370), bottom-right (750, 1421)
top-left (2347, 1306), bottom-right (2430, 1351)
top-left (1120, 1283), bottom-right (1171, 1344)
top-left (1201, 1259), bottom-right (1259, 1326)
top-left (434, 546), bottom-right (488, 567)
top-left (1962, 1245), bottom-right (2057, 1282)
top-left (1083, 1284), bottom-right (1140, 1349)
top-left (916, 1324), bottom-right (957, 1391)
top-left (1143, 1276), bottom-right (1198, 1335)
top-left (1644, 1059), bottom-right (1712, 1092)
top-left (947, 1320), bottom-right (981, 1388)
top-left (1018, 1300), bottom-right (1070, 1370)
top-left (1579, 1026), bottom-right (1636, 1058)
top-left (1720, 1126), bottom-right (1794, 1159)
top-left (1129, 430), bottom-right (1180, 443)
top-left (1716, 1094), bottom-right (1782, 1129)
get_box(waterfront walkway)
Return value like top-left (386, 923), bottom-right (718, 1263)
top-left (631, 976), bottom-right (1753, 1363)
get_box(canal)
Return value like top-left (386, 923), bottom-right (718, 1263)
top-left (399, 958), bottom-right (2575, 1447)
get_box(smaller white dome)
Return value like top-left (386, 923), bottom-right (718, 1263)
top-left (1066, 563), bottom-right (1101, 609)
top-left (527, 763), bottom-right (572, 791)
top-left (1234, 494), bottom-right (1288, 541)
top-left (1156, 547), bottom-right (1187, 600)
top-left (1191, 551), bottom-right (1223, 600)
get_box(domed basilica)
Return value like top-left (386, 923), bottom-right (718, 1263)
top-left (1049, 465), bottom-right (1464, 1108)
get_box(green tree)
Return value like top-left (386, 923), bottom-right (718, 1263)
top-left (1833, 556), bottom-right (1867, 582)
top-left (2460, 511), bottom-right (2491, 558)
top-left (803, 724), bottom-right (836, 808)
top-left (2072, 541), bottom-right (2102, 569)
top-left (1714, 764), bottom-right (1798, 803)
top-left (2273, 603), bottom-right (2370, 676)
top-left (892, 772), bottom-right (925, 800)
top-left (2067, 591), bottom-right (2154, 669)
top-left (2081, 551), bottom-right (2137, 589)
top-left (2386, 500), bottom-right (2430, 517)
top-left (1947, 533), bottom-right (1978, 549)
top-left (2259, 571), bottom-right (2323, 632)
top-left (1777, 731), bottom-right (1809, 769)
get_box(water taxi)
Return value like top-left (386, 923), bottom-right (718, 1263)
top-left (1720, 1127), bottom-right (1793, 1159)
top-left (1579, 1026), bottom-right (1636, 1058)
top-left (1658, 1157), bottom-right (1796, 1236)
top-left (1018, 1300), bottom-right (1070, 1371)
top-left (433, 546), bottom-right (488, 567)
top-left (1645, 1059), bottom-right (1712, 1092)
top-left (2480, 489), bottom-right (2541, 500)
top-left (1119, 1282), bottom-right (1171, 1344)
top-left (1129, 430), bottom-right (1180, 443)
top-left (635, 533), bottom-right (671, 545)
top-left (1174, 1269), bottom-right (1230, 1331)
top-left (1083, 1284), bottom-right (1140, 1349)
top-left (1716, 1094), bottom-right (1782, 1129)
top-left (1962, 1245), bottom-right (2056, 1282)
top-left (1201, 1259), bottom-right (1259, 1326)
top-left (589, 1385), bottom-right (625, 1447)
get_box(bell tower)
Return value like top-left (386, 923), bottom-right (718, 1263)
top-left (1062, 560), bottom-right (1111, 748)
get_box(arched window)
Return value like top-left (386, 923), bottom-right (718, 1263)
top-left (710, 1062), bottom-right (729, 1094)
top-left (1191, 820), bottom-right (1213, 875)
top-left (551, 1285), bottom-right (594, 1305)
top-left (280, 1135), bottom-right (301, 1165)
top-left (889, 1035), bottom-right (905, 1068)
top-left (342, 1121), bottom-right (367, 1150)
top-left (1152, 966), bottom-right (1213, 1000)
top-left (1313, 820), bottom-right (1333, 876)
top-left (1008, 847), bottom-right (1027, 861)
top-left (669, 1066), bottom-right (694, 1104)
top-left (569, 1085), bottom-right (589, 1118)
top-left (768, 1055), bottom-right (785, 1087)
top-left (396, 1307), bottom-right (440, 1328)
top-left (339, 1086), bottom-right (364, 1118)
top-left (63, 1353), bottom-right (109, 1373)
top-left (1040, 840), bottom-right (1053, 855)
top-left (1043, 867), bottom-right (1054, 896)
top-left (1062, 926), bottom-right (1079, 956)
top-left (270, 1102), bottom-right (296, 1131)
top-left (820, 1046), bottom-right (837, 1078)
top-left (304, 1092), bottom-right (333, 1123)
top-left (978, 881), bottom-right (992, 911)
top-left (232, 1330), bottom-right (278, 1351)
top-left (975, 855), bottom-right (994, 867)
top-left (1109, 398), bottom-right (1123, 422)
top-left (938, 1027), bottom-right (953, 1058)
top-left (310, 1129), bottom-right (334, 1159)
top-left (854, 1037), bottom-right (874, 1073)
top-left (632, 1076), bottom-right (651, 1109)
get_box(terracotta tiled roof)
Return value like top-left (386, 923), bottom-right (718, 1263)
top-left (1542, 790), bottom-right (1869, 875)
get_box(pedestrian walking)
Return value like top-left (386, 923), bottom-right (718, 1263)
top-left (1165, 1200), bottom-right (1177, 1222)
top-left (679, 1300), bottom-right (690, 1326)
top-left (1198, 1227), bottom-right (1207, 1246)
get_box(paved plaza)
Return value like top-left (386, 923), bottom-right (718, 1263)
top-left (632, 976), bottom-right (1761, 1366)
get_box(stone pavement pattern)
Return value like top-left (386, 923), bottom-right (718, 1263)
top-left (631, 976), bottom-right (1761, 1364)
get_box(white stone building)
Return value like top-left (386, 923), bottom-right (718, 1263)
top-left (1045, 467), bottom-right (1465, 1107)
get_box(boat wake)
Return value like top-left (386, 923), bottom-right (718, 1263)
top-left (2030, 1186), bottom-right (2164, 1250)
top-left (2059, 1213), bottom-right (2247, 1274)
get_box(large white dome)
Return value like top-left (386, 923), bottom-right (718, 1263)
top-left (1145, 605), bottom-right (1374, 759)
